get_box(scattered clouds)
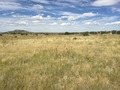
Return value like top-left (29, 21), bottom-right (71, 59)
top-left (0, 0), bottom-right (120, 32)
top-left (92, 0), bottom-right (120, 7)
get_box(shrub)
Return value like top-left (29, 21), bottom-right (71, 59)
top-left (73, 37), bottom-right (77, 40)
top-left (65, 32), bottom-right (70, 35)
top-left (82, 32), bottom-right (89, 36)
top-left (0, 34), bottom-right (2, 36)
top-left (14, 36), bottom-right (17, 38)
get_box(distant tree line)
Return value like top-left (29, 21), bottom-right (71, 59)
top-left (64, 30), bottom-right (120, 36)
top-left (0, 30), bottom-right (120, 36)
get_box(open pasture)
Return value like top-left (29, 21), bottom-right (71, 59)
top-left (0, 34), bottom-right (120, 90)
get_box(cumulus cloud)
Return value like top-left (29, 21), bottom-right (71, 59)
top-left (92, 0), bottom-right (120, 7)
top-left (0, 0), bottom-right (120, 32)
top-left (32, 15), bottom-right (43, 20)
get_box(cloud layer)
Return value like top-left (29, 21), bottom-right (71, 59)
top-left (0, 0), bottom-right (120, 32)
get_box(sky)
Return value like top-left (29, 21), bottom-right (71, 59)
top-left (0, 0), bottom-right (120, 32)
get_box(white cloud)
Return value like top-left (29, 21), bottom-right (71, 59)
top-left (31, 4), bottom-right (44, 10)
top-left (16, 21), bottom-right (28, 25)
top-left (31, 0), bottom-right (49, 4)
top-left (32, 20), bottom-right (41, 23)
top-left (50, 22), bottom-right (58, 25)
top-left (92, 0), bottom-right (120, 7)
top-left (0, 0), bottom-right (44, 11)
top-left (60, 23), bottom-right (71, 26)
top-left (87, 16), bottom-right (119, 23)
top-left (0, 13), bottom-right (120, 32)
top-left (60, 12), bottom-right (98, 21)
top-left (32, 15), bottom-right (43, 20)
top-left (45, 15), bottom-right (53, 20)
top-left (0, 14), bottom-right (56, 27)
top-left (85, 21), bottom-right (101, 25)
top-left (111, 7), bottom-right (120, 13)
top-left (105, 21), bottom-right (120, 25)
top-left (78, 12), bottom-right (98, 18)
top-left (0, 0), bottom-right (23, 10)
top-left (98, 16), bottom-right (118, 22)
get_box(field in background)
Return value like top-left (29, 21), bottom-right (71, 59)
top-left (0, 34), bottom-right (120, 90)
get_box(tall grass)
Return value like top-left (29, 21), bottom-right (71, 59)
top-left (0, 34), bottom-right (120, 90)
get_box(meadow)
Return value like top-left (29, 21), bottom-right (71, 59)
top-left (0, 34), bottom-right (120, 90)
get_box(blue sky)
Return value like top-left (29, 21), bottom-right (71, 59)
top-left (0, 0), bottom-right (120, 32)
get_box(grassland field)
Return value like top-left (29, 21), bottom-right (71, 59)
top-left (0, 34), bottom-right (120, 90)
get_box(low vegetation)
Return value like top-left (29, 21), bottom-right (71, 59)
top-left (0, 33), bottom-right (120, 90)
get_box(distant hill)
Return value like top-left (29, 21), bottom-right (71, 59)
top-left (9, 30), bottom-right (30, 34)
top-left (4, 30), bottom-right (31, 34)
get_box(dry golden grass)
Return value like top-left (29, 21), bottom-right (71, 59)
top-left (0, 34), bottom-right (120, 90)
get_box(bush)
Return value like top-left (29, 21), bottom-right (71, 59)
top-left (0, 34), bottom-right (2, 36)
top-left (14, 36), bottom-right (17, 38)
top-left (65, 32), bottom-right (70, 35)
top-left (82, 32), bottom-right (89, 36)
top-left (73, 37), bottom-right (77, 40)
top-left (112, 30), bottom-right (117, 34)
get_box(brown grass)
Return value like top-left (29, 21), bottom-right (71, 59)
top-left (0, 34), bottom-right (120, 90)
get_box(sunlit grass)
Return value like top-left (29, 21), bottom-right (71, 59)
top-left (0, 34), bottom-right (120, 90)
